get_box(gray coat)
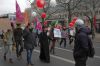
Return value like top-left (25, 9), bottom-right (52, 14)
top-left (23, 28), bottom-right (37, 50)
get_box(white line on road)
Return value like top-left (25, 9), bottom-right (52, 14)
top-left (95, 47), bottom-right (100, 49)
top-left (34, 49), bottom-right (75, 64)
top-left (55, 47), bottom-right (73, 52)
top-left (94, 56), bottom-right (100, 59)
top-left (55, 47), bottom-right (100, 59)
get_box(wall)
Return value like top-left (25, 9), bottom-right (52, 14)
top-left (0, 18), bottom-right (12, 31)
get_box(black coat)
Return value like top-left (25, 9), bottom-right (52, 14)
top-left (14, 28), bottom-right (23, 41)
top-left (73, 27), bottom-right (90, 58)
top-left (23, 28), bottom-right (37, 50)
top-left (39, 31), bottom-right (50, 62)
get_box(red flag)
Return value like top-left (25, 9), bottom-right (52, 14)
top-left (16, 1), bottom-right (24, 22)
top-left (93, 16), bottom-right (97, 29)
top-left (69, 17), bottom-right (77, 27)
top-left (70, 17), bottom-right (77, 24)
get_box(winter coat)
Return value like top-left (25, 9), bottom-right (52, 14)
top-left (73, 26), bottom-right (91, 58)
top-left (23, 28), bottom-right (37, 50)
top-left (61, 30), bottom-right (67, 38)
top-left (14, 28), bottom-right (23, 41)
top-left (3, 31), bottom-right (13, 45)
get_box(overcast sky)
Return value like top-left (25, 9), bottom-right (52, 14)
top-left (0, 0), bottom-right (31, 15)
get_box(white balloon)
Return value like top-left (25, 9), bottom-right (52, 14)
top-left (50, 0), bottom-right (57, 7)
top-left (30, 0), bottom-right (34, 3)
top-left (32, 11), bottom-right (37, 17)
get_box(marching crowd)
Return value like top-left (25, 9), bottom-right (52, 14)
top-left (0, 18), bottom-right (95, 66)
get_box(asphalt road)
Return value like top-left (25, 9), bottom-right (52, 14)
top-left (0, 39), bottom-right (100, 66)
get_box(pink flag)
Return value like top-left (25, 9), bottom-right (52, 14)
top-left (16, 1), bottom-right (24, 22)
top-left (35, 17), bottom-right (42, 31)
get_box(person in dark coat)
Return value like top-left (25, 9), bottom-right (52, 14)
top-left (73, 19), bottom-right (92, 66)
top-left (13, 24), bottom-right (23, 58)
top-left (23, 23), bottom-right (37, 66)
top-left (49, 27), bottom-right (56, 54)
top-left (39, 26), bottom-right (50, 63)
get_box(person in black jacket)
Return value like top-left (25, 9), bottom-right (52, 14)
top-left (23, 23), bottom-right (37, 66)
top-left (13, 24), bottom-right (23, 59)
top-left (39, 26), bottom-right (50, 63)
top-left (73, 19), bottom-right (91, 66)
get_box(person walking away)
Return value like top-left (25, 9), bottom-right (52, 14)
top-left (23, 23), bottom-right (37, 66)
top-left (3, 29), bottom-right (14, 63)
top-left (73, 19), bottom-right (92, 66)
top-left (60, 27), bottom-right (67, 48)
top-left (49, 27), bottom-right (56, 54)
top-left (13, 24), bottom-right (23, 59)
top-left (39, 26), bottom-right (50, 63)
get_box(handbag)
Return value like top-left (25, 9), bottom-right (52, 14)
top-left (88, 37), bottom-right (95, 58)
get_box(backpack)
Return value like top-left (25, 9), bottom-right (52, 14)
top-left (14, 28), bottom-right (23, 40)
top-left (88, 37), bottom-right (95, 58)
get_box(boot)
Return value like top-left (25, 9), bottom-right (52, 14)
top-left (4, 55), bottom-right (6, 61)
top-left (9, 58), bottom-right (13, 63)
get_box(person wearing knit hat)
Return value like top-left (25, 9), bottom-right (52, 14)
top-left (73, 18), bottom-right (93, 66)
top-left (13, 23), bottom-right (23, 60)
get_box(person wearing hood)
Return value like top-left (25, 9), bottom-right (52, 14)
top-left (13, 24), bottom-right (23, 59)
top-left (23, 23), bottom-right (37, 66)
top-left (73, 19), bottom-right (92, 66)
top-left (39, 26), bottom-right (50, 63)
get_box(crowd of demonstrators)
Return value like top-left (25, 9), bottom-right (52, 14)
top-left (13, 24), bottom-right (23, 59)
top-left (0, 18), bottom-right (95, 66)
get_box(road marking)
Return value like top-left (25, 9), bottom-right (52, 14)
top-left (34, 49), bottom-right (75, 64)
top-left (55, 47), bottom-right (73, 52)
top-left (95, 47), bottom-right (100, 49)
top-left (55, 47), bottom-right (100, 59)
top-left (94, 56), bottom-right (100, 59)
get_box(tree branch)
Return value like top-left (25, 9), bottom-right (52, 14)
top-left (71, 0), bottom-right (81, 10)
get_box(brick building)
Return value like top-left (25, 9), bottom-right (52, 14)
top-left (0, 18), bottom-right (12, 31)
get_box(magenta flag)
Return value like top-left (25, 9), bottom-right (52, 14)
top-left (16, 1), bottom-right (24, 22)
top-left (35, 17), bottom-right (42, 31)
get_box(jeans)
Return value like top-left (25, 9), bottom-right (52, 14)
top-left (26, 49), bottom-right (33, 64)
top-left (74, 56), bottom-right (88, 66)
top-left (60, 38), bottom-right (66, 48)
